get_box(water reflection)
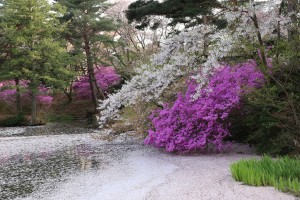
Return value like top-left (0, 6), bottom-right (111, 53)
top-left (76, 144), bottom-right (95, 171)
top-left (0, 144), bottom-right (98, 199)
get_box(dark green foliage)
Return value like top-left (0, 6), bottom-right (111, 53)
top-left (54, 0), bottom-right (116, 60)
top-left (126, 0), bottom-right (222, 29)
top-left (0, 113), bottom-right (26, 127)
top-left (0, 0), bottom-right (73, 87)
top-left (231, 156), bottom-right (300, 196)
top-left (228, 1), bottom-right (300, 155)
top-left (230, 38), bottom-right (300, 155)
top-left (0, 0), bottom-right (75, 124)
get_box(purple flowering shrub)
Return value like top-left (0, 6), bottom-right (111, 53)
top-left (145, 61), bottom-right (265, 153)
top-left (0, 80), bottom-right (53, 106)
top-left (73, 66), bottom-right (121, 99)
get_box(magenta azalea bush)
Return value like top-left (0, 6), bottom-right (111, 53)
top-left (73, 66), bottom-right (121, 99)
top-left (145, 61), bottom-right (265, 153)
top-left (0, 80), bottom-right (53, 106)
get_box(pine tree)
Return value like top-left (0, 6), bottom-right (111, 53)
top-left (0, 0), bottom-right (73, 124)
top-left (54, 0), bottom-right (117, 114)
top-left (125, 0), bottom-right (223, 29)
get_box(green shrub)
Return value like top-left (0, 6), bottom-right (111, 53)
top-left (230, 61), bottom-right (300, 155)
top-left (0, 114), bottom-right (26, 126)
top-left (231, 156), bottom-right (300, 196)
top-left (228, 32), bottom-right (300, 155)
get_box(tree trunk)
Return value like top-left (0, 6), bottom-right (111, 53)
top-left (15, 77), bottom-right (22, 114)
top-left (83, 34), bottom-right (106, 128)
top-left (203, 15), bottom-right (209, 57)
top-left (64, 81), bottom-right (73, 104)
top-left (30, 88), bottom-right (37, 125)
top-left (251, 2), bottom-right (300, 131)
top-left (84, 35), bottom-right (100, 113)
top-left (251, 12), bottom-right (267, 66)
top-left (287, 0), bottom-right (298, 41)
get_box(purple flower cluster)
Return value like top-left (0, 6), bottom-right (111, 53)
top-left (73, 66), bottom-right (121, 99)
top-left (0, 80), bottom-right (53, 106)
top-left (145, 61), bottom-right (265, 153)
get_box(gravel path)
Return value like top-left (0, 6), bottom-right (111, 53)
top-left (0, 134), bottom-right (101, 157)
top-left (0, 123), bottom-right (97, 137)
top-left (0, 127), bottom-right (296, 200)
top-left (44, 149), bottom-right (295, 200)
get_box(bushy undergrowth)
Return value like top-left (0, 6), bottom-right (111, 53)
top-left (0, 80), bottom-right (53, 106)
top-left (230, 45), bottom-right (300, 155)
top-left (73, 66), bottom-right (121, 99)
top-left (0, 114), bottom-right (26, 126)
top-left (145, 61), bottom-right (264, 153)
top-left (231, 156), bottom-right (300, 196)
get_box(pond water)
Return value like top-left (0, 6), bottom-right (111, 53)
top-left (0, 140), bottom-right (137, 200)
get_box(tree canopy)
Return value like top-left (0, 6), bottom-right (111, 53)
top-left (0, 0), bottom-right (73, 124)
top-left (125, 0), bottom-right (223, 29)
top-left (54, 0), bottom-right (117, 114)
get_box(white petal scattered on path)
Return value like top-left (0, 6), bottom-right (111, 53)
top-left (0, 127), bottom-right (26, 136)
top-left (0, 134), bottom-right (101, 157)
top-left (1, 127), bottom-right (295, 200)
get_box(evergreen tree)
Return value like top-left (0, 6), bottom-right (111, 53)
top-left (125, 0), bottom-right (223, 29)
top-left (54, 0), bottom-right (117, 114)
top-left (0, 0), bottom-right (73, 124)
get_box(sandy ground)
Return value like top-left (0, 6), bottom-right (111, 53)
top-left (0, 131), bottom-right (296, 200)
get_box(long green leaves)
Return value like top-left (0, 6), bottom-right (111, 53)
top-left (230, 156), bottom-right (300, 196)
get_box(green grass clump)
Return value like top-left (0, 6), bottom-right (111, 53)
top-left (230, 156), bottom-right (300, 196)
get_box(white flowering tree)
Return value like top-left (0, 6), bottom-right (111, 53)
top-left (98, 0), bottom-right (292, 128)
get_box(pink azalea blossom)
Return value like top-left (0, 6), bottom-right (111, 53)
top-left (145, 61), bottom-right (265, 153)
top-left (73, 66), bottom-right (121, 99)
top-left (0, 80), bottom-right (53, 106)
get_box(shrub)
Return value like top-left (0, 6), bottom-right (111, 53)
top-left (72, 66), bottom-right (121, 99)
top-left (145, 61), bottom-right (264, 153)
top-left (0, 80), bottom-right (53, 106)
top-left (230, 47), bottom-right (300, 155)
top-left (231, 156), bottom-right (300, 196)
top-left (1, 114), bottom-right (26, 127)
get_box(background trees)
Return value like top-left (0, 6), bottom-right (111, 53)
top-left (0, 0), bottom-right (124, 126)
top-left (100, 1), bottom-right (167, 80)
top-left (0, 0), bottom-right (73, 125)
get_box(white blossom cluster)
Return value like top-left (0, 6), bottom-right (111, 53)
top-left (98, 25), bottom-right (215, 126)
top-left (223, 0), bottom-right (288, 40)
top-left (98, 0), bottom-right (291, 126)
top-left (191, 29), bottom-right (237, 99)
top-left (255, 0), bottom-right (290, 38)
top-left (193, 0), bottom-right (290, 93)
